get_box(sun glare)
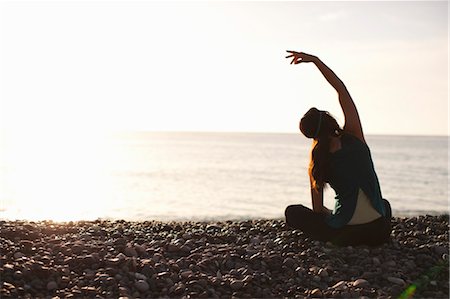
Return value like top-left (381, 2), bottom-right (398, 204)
top-left (1, 130), bottom-right (113, 221)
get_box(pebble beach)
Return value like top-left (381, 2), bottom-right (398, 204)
top-left (1, 215), bottom-right (448, 298)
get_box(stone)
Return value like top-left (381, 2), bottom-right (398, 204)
top-left (114, 238), bottom-right (127, 246)
top-left (384, 261), bottom-right (396, 267)
top-left (311, 288), bottom-right (322, 297)
top-left (13, 252), bottom-right (25, 259)
top-left (116, 253), bottom-right (127, 260)
top-left (180, 270), bottom-right (193, 279)
top-left (153, 253), bottom-right (163, 262)
top-left (119, 286), bottom-right (130, 296)
top-left (433, 246), bottom-right (447, 256)
top-left (180, 245), bottom-right (191, 254)
top-left (81, 286), bottom-right (97, 295)
top-left (206, 224), bottom-right (221, 231)
top-left (135, 244), bottom-right (146, 255)
top-left (174, 283), bottom-right (186, 294)
top-left (72, 244), bottom-right (83, 254)
top-left (167, 244), bottom-right (180, 252)
top-left (243, 275), bottom-right (252, 283)
top-left (124, 246), bottom-right (138, 257)
top-left (353, 278), bottom-right (369, 288)
top-left (46, 281), bottom-right (58, 290)
top-left (318, 268), bottom-right (328, 277)
top-left (230, 280), bottom-right (244, 290)
top-left (283, 257), bottom-right (295, 268)
top-left (13, 270), bottom-right (23, 280)
top-left (20, 240), bottom-right (33, 251)
top-left (135, 272), bottom-right (147, 280)
top-left (3, 282), bottom-right (16, 291)
top-left (331, 281), bottom-right (347, 291)
top-left (405, 260), bottom-right (416, 269)
top-left (135, 280), bottom-right (149, 292)
top-left (106, 258), bottom-right (120, 266)
top-left (216, 270), bottom-right (222, 279)
top-left (387, 277), bottom-right (405, 285)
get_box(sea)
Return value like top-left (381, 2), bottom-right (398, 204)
top-left (0, 132), bottom-right (448, 222)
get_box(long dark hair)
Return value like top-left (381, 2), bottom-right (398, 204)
top-left (299, 108), bottom-right (342, 190)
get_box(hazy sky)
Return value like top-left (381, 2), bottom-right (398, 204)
top-left (0, 1), bottom-right (448, 136)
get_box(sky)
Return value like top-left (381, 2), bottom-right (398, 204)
top-left (0, 1), bottom-right (448, 137)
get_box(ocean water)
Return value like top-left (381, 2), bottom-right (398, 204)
top-left (0, 132), bottom-right (448, 221)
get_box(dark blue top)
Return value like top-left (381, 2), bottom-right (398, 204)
top-left (325, 133), bottom-right (386, 228)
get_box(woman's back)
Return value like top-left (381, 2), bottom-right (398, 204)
top-left (326, 133), bottom-right (387, 228)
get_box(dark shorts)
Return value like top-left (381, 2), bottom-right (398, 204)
top-left (284, 200), bottom-right (392, 246)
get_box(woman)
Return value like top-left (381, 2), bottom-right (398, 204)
top-left (284, 51), bottom-right (392, 246)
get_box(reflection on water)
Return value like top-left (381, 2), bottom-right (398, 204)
top-left (1, 131), bottom-right (113, 221)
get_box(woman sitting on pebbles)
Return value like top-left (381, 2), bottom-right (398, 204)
top-left (284, 51), bottom-right (392, 246)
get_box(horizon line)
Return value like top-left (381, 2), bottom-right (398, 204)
top-left (109, 129), bottom-right (449, 138)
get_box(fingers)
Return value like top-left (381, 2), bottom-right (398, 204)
top-left (287, 55), bottom-right (302, 64)
top-left (286, 50), bottom-right (304, 64)
top-left (290, 57), bottom-right (302, 64)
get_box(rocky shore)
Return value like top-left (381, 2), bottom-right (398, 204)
top-left (1, 215), bottom-right (448, 298)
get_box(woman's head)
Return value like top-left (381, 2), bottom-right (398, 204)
top-left (300, 108), bottom-right (342, 190)
top-left (299, 108), bottom-right (341, 140)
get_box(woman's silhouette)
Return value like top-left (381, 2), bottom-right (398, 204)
top-left (285, 51), bottom-right (392, 246)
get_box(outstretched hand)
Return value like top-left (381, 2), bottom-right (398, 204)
top-left (285, 51), bottom-right (317, 64)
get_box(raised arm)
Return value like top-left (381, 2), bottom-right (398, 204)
top-left (286, 51), bottom-right (365, 142)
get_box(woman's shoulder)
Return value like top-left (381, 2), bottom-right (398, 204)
top-left (339, 132), bottom-right (371, 154)
top-left (341, 129), bottom-right (367, 145)
top-left (340, 132), bottom-right (374, 159)
top-left (341, 131), bottom-right (366, 145)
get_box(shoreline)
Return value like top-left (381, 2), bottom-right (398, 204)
top-left (1, 209), bottom-right (447, 224)
top-left (1, 215), bottom-right (448, 298)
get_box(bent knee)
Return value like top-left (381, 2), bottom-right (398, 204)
top-left (284, 204), bottom-right (308, 224)
top-left (284, 205), bottom-right (297, 220)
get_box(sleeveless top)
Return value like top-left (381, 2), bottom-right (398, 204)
top-left (348, 188), bottom-right (382, 225)
top-left (325, 133), bottom-right (386, 228)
